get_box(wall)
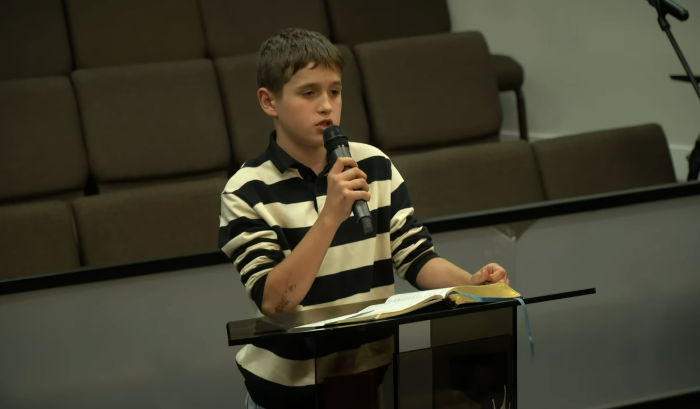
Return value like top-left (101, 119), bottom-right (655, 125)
top-left (447, 0), bottom-right (700, 180)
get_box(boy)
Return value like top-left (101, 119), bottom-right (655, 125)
top-left (219, 28), bottom-right (509, 409)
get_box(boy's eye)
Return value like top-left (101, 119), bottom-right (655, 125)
top-left (331, 89), bottom-right (341, 96)
top-left (303, 91), bottom-right (314, 97)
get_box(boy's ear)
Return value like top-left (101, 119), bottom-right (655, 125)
top-left (258, 87), bottom-right (278, 118)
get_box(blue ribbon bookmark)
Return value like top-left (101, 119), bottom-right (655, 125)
top-left (448, 292), bottom-right (535, 360)
top-left (514, 297), bottom-right (534, 360)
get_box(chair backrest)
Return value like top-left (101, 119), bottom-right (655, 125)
top-left (0, 0), bottom-right (72, 81)
top-left (354, 32), bottom-right (502, 152)
top-left (199, 0), bottom-right (330, 58)
top-left (215, 44), bottom-right (370, 164)
top-left (0, 77), bottom-right (87, 203)
top-left (532, 124), bottom-right (677, 200)
top-left (390, 141), bottom-right (545, 220)
top-left (325, 0), bottom-right (450, 46)
top-left (0, 201), bottom-right (80, 279)
top-left (71, 60), bottom-right (230, 191)
top-left (73, 178), bottom-right (224, 267)
top-left (65, 0), bottom-right (206, 68)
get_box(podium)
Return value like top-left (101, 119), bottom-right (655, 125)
top-left (227, 288), bottom-right (595, 409)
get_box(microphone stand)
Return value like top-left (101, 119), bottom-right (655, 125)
top-left (648, 0), bottom-right (700, 180)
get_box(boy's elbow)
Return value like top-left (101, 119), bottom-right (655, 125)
top-left (259, 292), bottom-right (274, 315)
top-left (260, 295), bottom-right (297, 316)
top-left (260, 294), bottom-right (285, 316)
top-left (260, 301), bottom-right (275, 316)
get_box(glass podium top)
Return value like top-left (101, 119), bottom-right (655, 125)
top-left (226, 288), bottom-right (595, 346)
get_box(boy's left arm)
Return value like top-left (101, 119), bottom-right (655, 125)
top-left (415, 258), bottom-right (509, 290)
top-left (386, 158), bottom-right (509, 290)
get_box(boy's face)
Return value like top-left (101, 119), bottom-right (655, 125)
top-left (267, 63), bottom-right (342, 150)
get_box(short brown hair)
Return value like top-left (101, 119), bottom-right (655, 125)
top-left (257, 28), bottom-right (344, 96)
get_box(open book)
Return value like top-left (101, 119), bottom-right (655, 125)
top-left (296, 283), bottom-right (521, 329)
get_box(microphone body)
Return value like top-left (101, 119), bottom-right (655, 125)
top-left (323, 126), bottom-right (374, 234)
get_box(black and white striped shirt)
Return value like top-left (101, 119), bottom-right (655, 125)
top-left (219, 133), bottom-right (438, 408)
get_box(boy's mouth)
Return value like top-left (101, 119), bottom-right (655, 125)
top-left (315, 119), bottom-right (333, 130)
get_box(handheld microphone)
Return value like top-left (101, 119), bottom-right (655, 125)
top-left (322, 125), bottom-right (373, 235)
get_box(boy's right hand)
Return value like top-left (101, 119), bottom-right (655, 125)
top-left (321, 157), bottom-right (371, 228)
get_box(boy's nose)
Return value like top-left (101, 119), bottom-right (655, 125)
top-left (318, 96), bottom-right (332, 113)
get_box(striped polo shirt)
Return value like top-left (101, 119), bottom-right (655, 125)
top-left (218, 132), bottom-right (439, 408)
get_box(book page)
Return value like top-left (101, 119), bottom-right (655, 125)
top-left (294, 288), bottom-right (456, 329)
top-left (294, 284), bottom-right (521, 329)
top-left (294, 309), bottom-right (369, 329)
top-left (384, 287), bottom-right (453, 304)
top-left (296, 300), bottom-right (404, 328)
top-left (350, 298), bottom-right (434, 317)
top-left (295, 292), bottom-right (446, 329)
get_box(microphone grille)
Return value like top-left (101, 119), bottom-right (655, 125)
top-left (323, 125), bottom-right (348, 151)
top-left (323, 125), bottom-right (346, 143)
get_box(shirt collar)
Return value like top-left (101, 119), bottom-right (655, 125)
top-left (266, 131), bottom-right (299, 174)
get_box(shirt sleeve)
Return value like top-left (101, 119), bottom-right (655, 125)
top-left (388, 160), bottom-right (439, 289)
top-left (218, 183), bottom-right (285, 311)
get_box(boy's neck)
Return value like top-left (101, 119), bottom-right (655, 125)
top-left (276, 129), bottom-right (327, 175)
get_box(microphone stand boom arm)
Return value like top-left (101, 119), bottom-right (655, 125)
top-left (647, 0), bottom-right (700, 180)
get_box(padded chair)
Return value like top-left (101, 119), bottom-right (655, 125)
top-left (199, 0), bottom-right (330, 58)
top-left (391, 141), bottom-right (545, 220)
top-left (326, 0), bottom-right (449, 46)
top-left (326, 0), bottom-right (526, 139)
top-left (532, 124), bottom-right (677, 200)
top-left (354, 32), bottom-right (502, 153)
top-left (0, 77), bottom-right (88, 203)
top-left (0, 201), bottom-right (80, 279)
top-left (70, 59), bottom-right (229, 267)
top-left (0, 0), bottom-right (72, 80)
top-left (71, 59), bottom-right (230, 191)
top-left (73, 179), bottom-right (223, 267)
top-left (215, 44), bottom-right (370, 164)
top-left (64, 0), bottom-right (206, 68)
top-left (491, 55), bottom-right (527, 139)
